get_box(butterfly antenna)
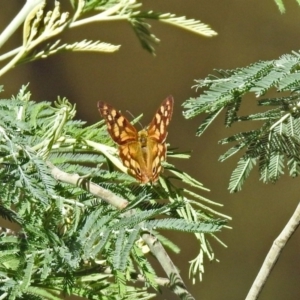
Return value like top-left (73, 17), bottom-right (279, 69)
top-left (126, 110), bottom-right (143, 129)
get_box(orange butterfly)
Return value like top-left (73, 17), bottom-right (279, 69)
top-left (98, 96), bottom-right (174, 183)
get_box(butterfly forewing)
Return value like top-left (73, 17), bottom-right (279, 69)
top-left (98, 101), bottom-right (137, 144)
top-left (147, 96), bottom-right (174, 143)
top-left (98, 96), bottom-right (174, 184)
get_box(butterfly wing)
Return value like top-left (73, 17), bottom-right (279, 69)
top-left (147, 96), bottom-right (174, 143)
top-left (98, 97), bottom-right (174, 184)
top-left (119, 138), bottom-right (165, 183)
top-left (119, 142), bottom-right (149, 183)
top-left (145, 138), bottom-right (166, 182)
top-left (143, 96), bottom-right (174, 182)
top-left (98, 101), bottom-right (146, 181)
top-left (98, 101), bottom-right (138, 144)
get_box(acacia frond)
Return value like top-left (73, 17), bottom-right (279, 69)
top-left (158, 13), bottom-right (217, 37)
top-left (132, 244), bottom-right (158, 288)
top-left (26, 39), bottom-right (120, 63)
top-left (129, 17), bottom-right (160, 54)
top-left (196, 108), bottom-right (223, 136)
top-left (0, 0), bottom-right (218, 75)
top-left (229, 157), bottom-right (257, 192)
top-left (145, 218), bottom-right (225, 233)
top-left (184, 51), bottom-right (300, 191)
top-left (0, 204), bottom-right (23, 225)
top-left (0, 85), bottom-right (228, 298)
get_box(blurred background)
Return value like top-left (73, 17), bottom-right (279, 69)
top-left (1, 1), bottom-right (300, 299)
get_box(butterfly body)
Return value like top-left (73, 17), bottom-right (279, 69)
top-left (98, 96), bottom-right (174, 183)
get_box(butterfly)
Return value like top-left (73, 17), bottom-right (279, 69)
top-left (98, 96), bottom-right (174, 184)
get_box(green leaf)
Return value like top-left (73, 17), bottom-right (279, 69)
top-left (144, 218), bottom-right (226, 233)
top-left (229, 157), bottom-right (257, 192)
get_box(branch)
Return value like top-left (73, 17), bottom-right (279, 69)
top-left (246, 202), bottom-right (300, 300)
top-left (142, 232), bottom-right (195, 300)
top-left (101, 265), bottom-right (170, 286)
top-left (0, 0), bottom-right (45, 49)
top-left (133, 273), bottom-right (170, 286)
top-left (47, 161), bottom-right (128, 210)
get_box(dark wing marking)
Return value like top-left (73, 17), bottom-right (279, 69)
top-left (98, 101), bottom-right (138, 145)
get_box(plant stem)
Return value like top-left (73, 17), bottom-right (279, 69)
top-left (246, 202), bottom-right (300, 300)
top-left (142, 232), bottom-right (195, 300)
top-left (47, 161), bottom-right (129, 210)
top-left (70, 3), bottom-right (126, 28)
top-left (0, 0), bottom-right (45, 49)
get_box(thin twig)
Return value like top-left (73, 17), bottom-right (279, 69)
top-left (70, 3), bottom-right (126, 28)
top-left (142, 232), bottom-right (195, 300)
top-left (47, 161), bottom-right (128, 210)
top-left (246, 202), bottom-right (300, 300)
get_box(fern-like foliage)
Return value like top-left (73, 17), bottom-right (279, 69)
top-left (0, 85), bottom-right (228, 299)
top-left (183, 51), bottom-right (300, 192)
top-left (0, 0), bottom-right (217, 78)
